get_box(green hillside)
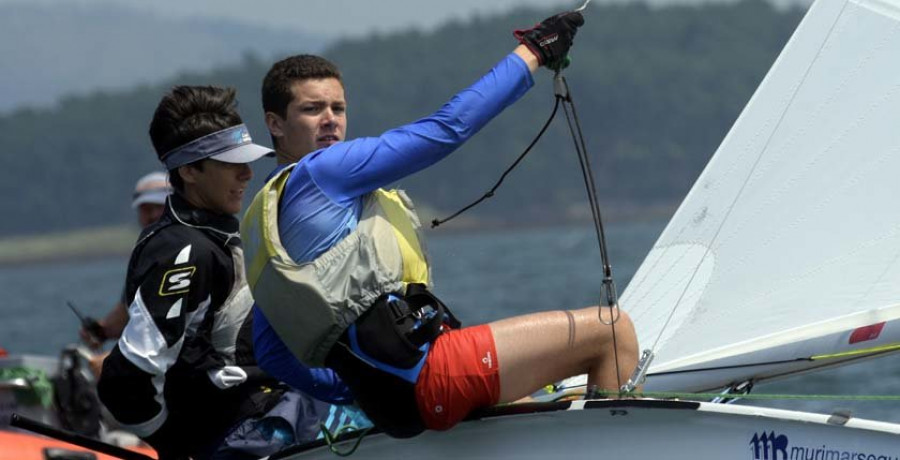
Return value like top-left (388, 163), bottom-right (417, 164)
top-left (0, 0), bottom-right (803, 238)
top-left (0, 225), bottom-right (137, 265)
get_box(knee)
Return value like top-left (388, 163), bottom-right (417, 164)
top-left (593, 307), bottom-right (638, 351)
top-left (573, 306), bottom-right (636, 344)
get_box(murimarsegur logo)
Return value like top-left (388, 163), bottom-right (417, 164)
top-left (750, 431), bottom-right (788, 460)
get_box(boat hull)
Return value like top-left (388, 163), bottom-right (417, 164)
top-left (0, 430), bottom-right (156, 460)
top-left (270, 399), bottom-right (900, 459)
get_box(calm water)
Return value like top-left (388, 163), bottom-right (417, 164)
top-left (2, 222), bottom-right (898, 421)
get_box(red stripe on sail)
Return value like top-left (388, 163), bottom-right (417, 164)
top-left (849, 322), bottom-right (885, 344)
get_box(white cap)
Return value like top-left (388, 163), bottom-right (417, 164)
top-left (132, 171), bottom-right (172, 208)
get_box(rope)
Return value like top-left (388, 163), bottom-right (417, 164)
top-left (554, 73), bottom-right (622, 388)
top-left (569, 390), bottom-right (900, 402)
top-left (811, 342), bottom-right (900, 360)
top-left (430, 97), bottom-right (561, 228)
top-left (319, 423), bottom-right (373, 457)
top-left (431, 68), bottom-right (627, 389)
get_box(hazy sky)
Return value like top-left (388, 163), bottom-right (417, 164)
top-left (6, 0), bottom-right (811, 38)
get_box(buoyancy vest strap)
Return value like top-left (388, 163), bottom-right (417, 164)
top-left (375, 190), bottom-right (429, 285)
top-left (405, 309), bottom-right (444, 349)
top-left (404, 283), bottom-right (462, 329)
top-left (402, 284), bottom-right (462, 347)
top-left (347, 322), bottom-right (429, 384)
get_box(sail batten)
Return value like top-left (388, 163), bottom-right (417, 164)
top-left (622, 0), bottom-right (900, 391)
top-left (653, 304), bottom-right (900, 372)
top-left (644, 306), bottom-right (900, 391)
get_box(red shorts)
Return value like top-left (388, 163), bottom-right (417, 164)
top-left (414, 324), bottom-right (501, 430)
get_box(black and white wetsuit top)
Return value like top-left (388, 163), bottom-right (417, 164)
top-left (98, 193), bottom-right (279, 459)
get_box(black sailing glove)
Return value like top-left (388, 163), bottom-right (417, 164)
top-left (514, 11), bottom-right (585, 70)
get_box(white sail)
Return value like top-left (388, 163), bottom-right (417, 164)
top-left (621, 0), bottom-right (900, 391)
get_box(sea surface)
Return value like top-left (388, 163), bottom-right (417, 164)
top-left (2, 222), bottom-right (898, 422)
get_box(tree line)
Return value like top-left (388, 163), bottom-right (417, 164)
top-left (0, 0), bottom-right (803, 236)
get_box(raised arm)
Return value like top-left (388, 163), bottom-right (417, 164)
top-left (307, 51), bottom-right (535, 204)
top-left (308, 10), bottom-right (582, 204)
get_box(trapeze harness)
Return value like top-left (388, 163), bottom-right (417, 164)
top-left (243, 164), bottom-right (460, 438)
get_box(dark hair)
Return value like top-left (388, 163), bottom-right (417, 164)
top-left (149, 86), bottom-right (242, 191)
top-left (262, 55), bottom-right (343, 119)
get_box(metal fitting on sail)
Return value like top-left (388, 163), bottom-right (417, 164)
top-left (620, 349), bottom-right (654, 393)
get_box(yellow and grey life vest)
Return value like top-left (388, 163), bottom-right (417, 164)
top-left (241, 164), bottom-right (433, 367)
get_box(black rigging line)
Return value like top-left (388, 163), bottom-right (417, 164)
top-left (431, 69), bottom-right (624, 390)
top-left (430, 97), bottom-right (561, 228)
top-left (555, 73), bottom-right (622, 388)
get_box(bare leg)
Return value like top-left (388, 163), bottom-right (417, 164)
top-left (489, 306), bottom-right (638, 403)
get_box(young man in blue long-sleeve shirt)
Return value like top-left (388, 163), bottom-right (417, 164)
top-left (248, 11), bottom-right (640, 437)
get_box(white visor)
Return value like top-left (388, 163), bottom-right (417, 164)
top-left (161, 124), bottom-right (273, 169)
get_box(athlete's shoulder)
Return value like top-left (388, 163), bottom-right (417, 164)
top-left (137, 224), bottom-right (219, 265)
top-left (126, 230), bottom-right (232, 312)
top-left (128, 222), bottom-right (227, 289)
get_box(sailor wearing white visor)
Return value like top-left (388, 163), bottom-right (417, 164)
top-left (97, 86), bottom-right (296, 459)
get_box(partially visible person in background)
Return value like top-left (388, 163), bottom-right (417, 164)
top-left (132, 171), bottom-right (171, 228)
top-left (80, 171), bottom-right (172, 375)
